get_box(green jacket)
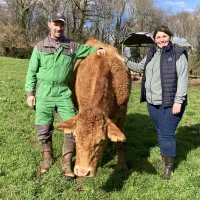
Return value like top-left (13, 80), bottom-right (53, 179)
top-left (25, 36), bottom-right (98, 98)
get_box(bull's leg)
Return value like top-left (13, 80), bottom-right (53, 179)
top-left (114, 142), bottom-right (128, 171)
top-left (114, 107), bottom-right (128, 171)
top-left (62, 134), bottom-right (76, 179)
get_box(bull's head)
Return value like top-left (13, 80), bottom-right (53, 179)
top-left (55, 108), bottom-right (126, 177)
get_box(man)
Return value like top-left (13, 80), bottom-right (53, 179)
top-left (25, 12), bottom-right (105, 178)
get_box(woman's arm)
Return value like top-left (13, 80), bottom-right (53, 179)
top-left (172, 53), bottom-right (188, 114)
top-left (115, 53), bottom-right (146, 73)
top-left (174, 54), bottom-right (188, 103)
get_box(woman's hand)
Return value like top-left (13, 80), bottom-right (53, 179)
top-left (172, 102), bottom-right (182, 114)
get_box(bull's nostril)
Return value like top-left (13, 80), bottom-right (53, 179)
top-left (86, 171), bottom-right (90, 177)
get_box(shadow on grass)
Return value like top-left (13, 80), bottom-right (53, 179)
top-left (101, 114), bottom-right (200, 192)
top-left (176, 123), bottom-right (200, 168)
top-left (101, 113), bottom-right (158, 192)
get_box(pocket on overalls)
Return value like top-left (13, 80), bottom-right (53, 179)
top-left (41, 52), bottom-right (54, 68)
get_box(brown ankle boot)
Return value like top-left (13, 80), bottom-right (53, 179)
top-left (161, 156), bottom-right (174, 180)
top-left (61, 135), bottom-right (75, 179)
top-left (40, 139), bottom-right (53, 175)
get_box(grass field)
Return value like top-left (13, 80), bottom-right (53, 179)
top-left (0, 56), bottom-right (200, 200)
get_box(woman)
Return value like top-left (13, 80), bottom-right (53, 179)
top-left (117, 26), bottom-right (188, 180)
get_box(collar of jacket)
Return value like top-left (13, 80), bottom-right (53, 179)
top-left (43, 36), bottom-right (71, 48)
top-left (161, 41), bottom-right (173, 52)
top-left (150, 41), bottom-right (173, 54)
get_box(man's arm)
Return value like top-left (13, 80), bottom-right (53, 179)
top-left (25, 47), bottom-right (40, 108)
top-left (75, 43), bottom-right (105, 58)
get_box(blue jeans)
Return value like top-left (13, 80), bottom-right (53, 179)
top-left (147, 103), bottom-right (185, 157)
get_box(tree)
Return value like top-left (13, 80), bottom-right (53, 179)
top-left (127, 0), bottom-right (164, 33)
top-left (3, 0), bottom-right (37, 29)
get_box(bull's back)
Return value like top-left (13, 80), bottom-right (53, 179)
top-left (74, 53), bottom-right (131, 115)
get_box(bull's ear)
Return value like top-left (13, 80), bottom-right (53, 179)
top-left (55, 115), bottom-right (78, 135)
top-left (106, 119), bottom-right (126, 142)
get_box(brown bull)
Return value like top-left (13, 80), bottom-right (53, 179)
top-left (56, 38), bottom-right (131, 177)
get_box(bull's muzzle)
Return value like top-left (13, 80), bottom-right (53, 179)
top-left (74, 165), bottom-right (96, 177)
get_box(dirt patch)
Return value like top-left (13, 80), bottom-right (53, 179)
top-left (189, 78), bottom-right (200, 88)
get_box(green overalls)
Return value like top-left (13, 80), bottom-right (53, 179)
top-left (25, 36), bottom-right (98, 142)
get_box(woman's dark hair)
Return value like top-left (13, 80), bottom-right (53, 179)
top-left (153, 26), bottom-right (173, 39)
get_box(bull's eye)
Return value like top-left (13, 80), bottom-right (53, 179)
top-left (98, 138), bottom-right (105, 145)
top-left (94, 139), bottom-right (105, 154)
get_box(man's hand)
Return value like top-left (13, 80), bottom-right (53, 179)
top-left (96, 48), bottom-right (106, 56)
top-left (27, 96), bottom-right (36, 108)
top-left (172, 102), bottom-right (182, 114)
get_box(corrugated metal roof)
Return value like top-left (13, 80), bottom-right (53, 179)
top-left (123, 32), bottom-right (191, 48)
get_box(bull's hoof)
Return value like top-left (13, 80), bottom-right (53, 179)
top-left (63, 170), bottom-right (76, 181)
top-left (117, 163), bottom-right (129, 172)
top-left (117, 162), bottom-right (128, 171)
top-left (120, 166), bottom-right (129, 172)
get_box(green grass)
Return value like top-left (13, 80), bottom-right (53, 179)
top-left (0, 56), bottom-right (200, 200)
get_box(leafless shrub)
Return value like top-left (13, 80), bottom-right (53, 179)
top-left (0, 24), bottom-right (33, 58)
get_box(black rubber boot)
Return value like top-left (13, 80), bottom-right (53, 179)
top-left (161, 156), bottom-right (174, 180)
